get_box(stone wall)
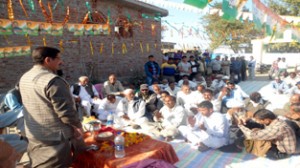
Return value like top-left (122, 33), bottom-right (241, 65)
top-left (0, 0), bottom-right (163, 92)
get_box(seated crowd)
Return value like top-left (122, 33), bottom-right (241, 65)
top-left (1, 53), bottom-right (300, 167)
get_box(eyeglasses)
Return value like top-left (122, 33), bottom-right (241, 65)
top-left (141, 89), bottom-right (148, 91)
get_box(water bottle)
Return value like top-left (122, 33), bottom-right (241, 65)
top-left (106, 111), bottom-right (114, 126)
top-left (114, 132), bottom-right (125, 158)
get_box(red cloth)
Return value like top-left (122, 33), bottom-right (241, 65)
top-left (73, 131), bottom-right (179, 168)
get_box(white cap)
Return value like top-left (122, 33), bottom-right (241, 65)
top-left (222, 76), bottom-right (230, 80)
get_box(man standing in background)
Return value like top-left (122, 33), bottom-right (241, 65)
top-left (144, 55), bottom-right (160, 86)
top-left (248, 56), bottom-right (256, 80)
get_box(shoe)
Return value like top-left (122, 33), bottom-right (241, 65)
top-left (198, 143), bottom-right (210, 152)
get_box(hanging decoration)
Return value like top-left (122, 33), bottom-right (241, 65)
top-left (51, 23), bottom-right (63, 36)
top-left (12, 20), bottom-right (27, 35)
top-left (137, 0), bottom-right (206, 14)
top-left (7, 0), bottom-right (14, 20)
top-left (111, 42), bottom-right (114, 55)
top-left (39, 0), bottom-right (52, 23)
top-left (151, 24), bottom-right (156, 36)
top-left (59, 40), bottom-right (64, 52)
top-left (184, 0), bottom-right (208, 9)
top-left (85, 2), bottom-right (93, 22)
top-left (53, 0), bottom-right (64, 12)
top-left (28, 0), bottom-right (35, 12)
top-left (19, 0), bottom-right (29, 18)
top-left (0, 46), bottom-right (31, 58)
top-left (122, 43), bottom-right (127, 54)
top-left (100, 43), bottom-right (104, 54)
top-left (0, 19), bottom-right (13, 35)
top-left (146, 43), bottom-right (150, 52)
top-left (222, 0), bottom-right (238, 21)
top-left (82, 13), bottom-right (89, 24)
top-left (107, 8), bottom-right (111, 25)
top-left (27, 21), bottom-right (39, 36)
top-left (63, 6), bottom-right (70, 25)
top-left (89, 40), bottom-right (94, 56)
top-left (139, 42), bottom-right (143, 53)
top-left (43, 36), bottom-right (47, 46)
top-left (48, 2), bottom-right (53, 21)
top-left (39, 22), bottom-right (52, 35)
top-left (25, 34), bottom-right (32, 46)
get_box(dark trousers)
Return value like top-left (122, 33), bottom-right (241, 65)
top-left (266, 144), bottom-right (290, 160)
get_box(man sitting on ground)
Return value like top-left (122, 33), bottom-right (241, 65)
top-left (97, 94), bottom-right (121, 122)
top-left (152, 96), bottom-right (187, 141)
top-left (179, 101), bottom-right (229, 152)
top-left (165, 81), bottom-right (181, 97)
top-left (70, 76), bottom-right (101, 117)
top-left (115, 89), bottom-right (148, 129)
top-left (135, 84), bottom-right (160, 122)
top-left (238, 109), bottom-right (297, 159)
top-left (103, 74), bottom-right (124, 97)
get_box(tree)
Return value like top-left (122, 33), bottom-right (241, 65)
top-left (202, 5), bottom-right (263, 53)
top-left (266, 0), bottom-right (300, 51)
top-left (267, 0), bottom-right (300, 16)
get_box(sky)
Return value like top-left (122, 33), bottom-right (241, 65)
top-left (146, 0), bottom-right (253, 50)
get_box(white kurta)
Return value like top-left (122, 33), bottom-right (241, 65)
top-left (70, 84), bottom-right (101, 116)
top-left (97, 97), bottom-right (121, 121)
top-left (154, 105), bottom-right (187, 137)
top-left (165, 86), bottom-right (181, 97)
top-left (178, 112), bottom-right (229, 149)
top-left (115, 98), bottom-right (148, 127)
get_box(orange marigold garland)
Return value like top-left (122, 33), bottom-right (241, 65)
top-left (7, 0), bottom-right (14, 20)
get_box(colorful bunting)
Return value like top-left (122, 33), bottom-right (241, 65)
top-left (184, 0), bottom-right (208, 9)
top-left (222, 0), bottom-right (238, 21)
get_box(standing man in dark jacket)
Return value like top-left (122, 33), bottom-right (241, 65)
top-left (144, 55), bottom-right (160, 86)
top-left (19, 46), bottom-right (84, 167)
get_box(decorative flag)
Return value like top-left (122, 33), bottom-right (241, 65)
top-left (252, 2), bottom-right (265, 30)
top-left (222, 0), bottom-right (238, 21)
top-left (184, 0), bottom-right (208, 9)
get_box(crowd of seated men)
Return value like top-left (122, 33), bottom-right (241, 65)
top-left (1, 54), bottom-right (300, 165)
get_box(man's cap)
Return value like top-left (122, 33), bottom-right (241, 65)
top-left (140, 84), bottom-right (149, 90)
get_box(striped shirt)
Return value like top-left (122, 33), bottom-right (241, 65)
top-left (239, 119), bottom-right (296, 154)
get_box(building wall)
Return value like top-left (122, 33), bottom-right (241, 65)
top-left (0, 0), bottom-right (163, 91)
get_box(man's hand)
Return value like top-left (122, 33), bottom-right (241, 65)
top-left (122, 115), bottom-right (130, 120)
top-left (285, 113), bottom-right (300, 120)
top-left (74, 97), bottom-right (81, 103)
top-left (188, 116), bottom-right (196, 127)
top-left (73, 127), bottom-right (84, 140)
top-left (154, 111), bottom-right (163, 120)
top-left (237, 117), bottom-right (247, 126)
top-left (199, 124), bottom-right (206, 131)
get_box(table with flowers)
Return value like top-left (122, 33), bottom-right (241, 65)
top-left (72, 126), bottom-right (179, 168)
